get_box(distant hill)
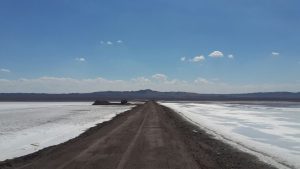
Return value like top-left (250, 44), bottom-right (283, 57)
top-left (0, 89), bottom-right (300, 101)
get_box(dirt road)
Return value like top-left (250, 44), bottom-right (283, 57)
top-left (0, 101), bottom-right (275, 169)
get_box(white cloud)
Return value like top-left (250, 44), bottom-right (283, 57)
top-left (152, 73), bottom-right (168, 81)
top-left (0, 76), bottom-right (299, 94)
top-left (75, 57), bottom-right (86, 62)
top-left (209, 51), bottom-right (224, 58)
top-left (0, 68), bottom-right (10, 73)
top-left (100, 40), bottom-right (123, 45)
top-left (228, 54), bottom-right (234, 59)
top-left (272, 52), bottom-right (280, 56)
top-left (191, 55), bottom-right (205, 62)
top-left (132, 77), bottom-right (150, 83)
top-left (194, 77), bottom-right (211, 84)
top-left (180, 57), bottom-right (186, 61)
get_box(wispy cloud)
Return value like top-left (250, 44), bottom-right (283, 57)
top-left (152, 73), bottom-right (168, 81)
top-left (99, 41), bottom-right (113, 45)
top-left (228, 54), bottom-right (234, 59)
top-left (75, 57), bottom-right (86, 62)
top-left (132, 77), bottom-right (150, 83)
top-left (190, 55), bottom-right (205, 62)
top-left (194, 77), bottom-right (211, 84)
top-left (0, 68), bottom-right (10, 73)
top-left (209, 51), bottom-right (224, 58)
top-left (100, 40), bottom-right (124, 46)
top-left (272, 52), bottom-right (280, 56)
top-left (106, 41), bottom-right (113, 45)
top-left (0, 75), bottom-right (299, 93)
top-left (180, 57), bottom-right (186, 61)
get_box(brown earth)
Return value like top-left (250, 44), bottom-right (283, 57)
top-left (0, 101), bottom-right (276, 169)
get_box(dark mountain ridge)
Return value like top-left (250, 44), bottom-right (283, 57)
top-left (0, 89), bottom-right (300, 101)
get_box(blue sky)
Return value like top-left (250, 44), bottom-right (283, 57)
top-left (0, 0), bottom-right (300, 93)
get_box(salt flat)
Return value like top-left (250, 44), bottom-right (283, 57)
top-left (0, 102), bottom-right (133, 161)
top-left (160, 101), bottom-right (300, 169)
top-left (0, 101), bottom-right (275, 169)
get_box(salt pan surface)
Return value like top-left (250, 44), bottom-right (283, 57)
top-left (160, 101), bottom-right (300, 169)
top-left (0, 102), bottom-right (133, 161)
